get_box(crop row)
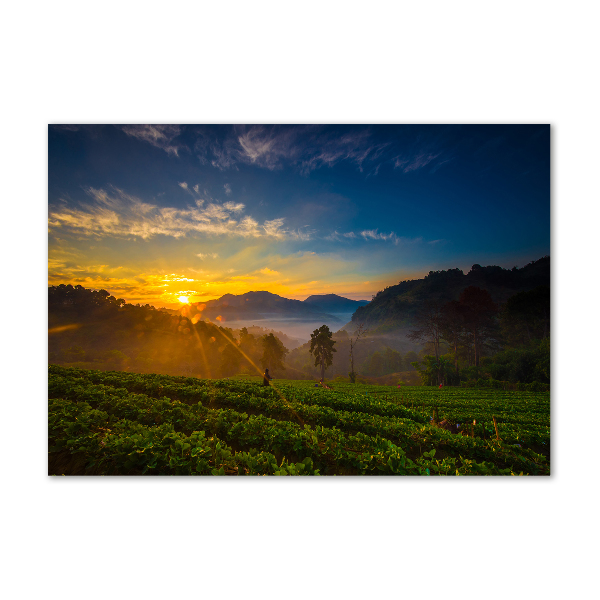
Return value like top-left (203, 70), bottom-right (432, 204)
top-left (50, 366), bottom-right (549, 447)
top-left (49, 397), bottom-right (320, 476)
top-left (49, 369), bottom-right (548, 474)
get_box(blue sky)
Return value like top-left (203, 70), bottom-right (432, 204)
top-left (48, 124), bottom-right (549, 307)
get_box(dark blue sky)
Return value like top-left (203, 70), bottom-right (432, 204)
top-left (48, 124), bottom-right (549, 306)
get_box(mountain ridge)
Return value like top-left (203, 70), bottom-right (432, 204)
top-left (352, 256), bottom-right (550, 332)
top-left (183, 290), bottom-right (363, 324)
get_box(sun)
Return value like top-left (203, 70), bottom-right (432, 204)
top-left (178, 296), bottom-right (190, 304)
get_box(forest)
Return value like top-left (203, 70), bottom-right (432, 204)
top-left (48, 256), bottom-right (550, 389)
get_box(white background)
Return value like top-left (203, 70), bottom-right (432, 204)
top-left (1, 1), bottom-right (597, 598)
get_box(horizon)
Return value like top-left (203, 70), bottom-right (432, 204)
top-left (50, 256), bottom-right (547, 311)
top-left (49, 124), bottom-right (550, 309)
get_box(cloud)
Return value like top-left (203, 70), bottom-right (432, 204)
top-left (299, 130), bottom-right (391, 175)
top-left (179, 182), bottom-right (188, 189)
top-left (358, 230), bottom-right (424, 245)
top-left (210, 145), bottom-right (238, 170)
top-left (49, 186), bottom-right (309, 242)
top-left (223, 201), bottom-right (244, 212)
top-left (325, 230), bottom-right (359, 242)
top-left (197, 125), bottom-right (391, 176)
top-left (193, 184), bottom-right (200, 193)
top-left (196, 252), bottom-right (219, 259)
top-left (259, 268), bottom-right (280, 275)
top-left (236, 126), bottom-right (300, 170)
top-left (52, 124), bottom-right (82, 132)
top-left (324, 231), bottom-right (342, 242)
top-left (224, 183), bottom-right (232, 195)
top-left (394, 152), bottom-right (441, 173)
top-left (120, 125), bottom-right (183, 156)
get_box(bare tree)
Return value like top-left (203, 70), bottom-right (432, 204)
top-left (407, 300), bottom-right (443, 361)
top-left (348, 323), bottom-right (367, 383)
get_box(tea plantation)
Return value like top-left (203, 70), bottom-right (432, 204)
top-left (48, 365), bottom-right (550, 476)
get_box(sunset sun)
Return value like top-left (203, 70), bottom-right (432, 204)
top-left (178, 296), bottom-right (189, 304)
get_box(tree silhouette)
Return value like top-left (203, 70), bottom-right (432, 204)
top-left (458, 286), bottom-right (498, 367)
top-left (309, 325), bottom-right (337, 382)
top-left (500, 286), bottom-right (550, 347)
top-left (348, 323), bottom-right (367, 383)
top-left (439, 299), bottom-right (465, 375)
top-left (260, 333), bottom-right (288, 372)
top-left (407, 300), bottom-right (443, 361)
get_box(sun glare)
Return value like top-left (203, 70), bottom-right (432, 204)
top-left (178, 296), bottom-right (190, 304)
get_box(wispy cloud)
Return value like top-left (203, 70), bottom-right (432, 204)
top-left (324, 230), bottom-right (342, 242)
top-left (224, 183), bottom-right (232, 195)
top-left (197, 125), bottom-right (391, 176)
top-left (120, 125), bottom-right (183, 156)
top-left (196, 252), bottom-right (219, 259)
top-left (360, 229), bottom-right (400, 244)
top-left (48, 186), bottom-right (311, 242)
top-left (394, 152), bottom-right (441, 173)
top-left (357, 230), bottom-right (422, 246)
top-left (325, 230), bottom-right (361, 242)
top-left (299, 130), bottom-right (391, 175)
top-left (259, 267), bottom-right (280, 275)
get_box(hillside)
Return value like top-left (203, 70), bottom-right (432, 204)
top-left (352, 256), bottom-right (550, 332)
top-left (187, 291), bottom-right (343, 323)
top-left (303, 294), bottom-right (369, 314)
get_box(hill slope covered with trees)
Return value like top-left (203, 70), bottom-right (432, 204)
top-left (352, 256), bottom-right (549, 332)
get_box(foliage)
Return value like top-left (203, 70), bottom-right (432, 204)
top-left (48, 365), bottom-right (550, 476)
top-left (500, 286), bottom-right (550, 348)
top-left (309, 325), bottom-right (337, 382)
top-left (481, 338), bottom-right (550, 384)
top-left (411, 354), bottom-right (460, 386)
top-left (48, 285), bottom-right (292, 379)
top-left (260, 333), bottom-right (288, 372)
top-left (407, 301), bottom-right (444, 361)
top-left (352, 257), bottom-right (549, 331)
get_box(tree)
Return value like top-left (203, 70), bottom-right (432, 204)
top-left (500, 286), bottom-right (550, 348)
top-left (412, 354), bottom-right (455, 386)
top-left (458, 286), bottom-right (498, 367)
top-left (309, 325), bottom-right (337, 382)
top-left (439, 299), bottom-right (466, 376)
top-left (260, 333), bottom-right (288, 372)
top-left (407, 300), bottom-right (443, 362)
top-left (220, 343), bottom-right (241, 377)
top-left (348, 323), bottom-right (367, 383)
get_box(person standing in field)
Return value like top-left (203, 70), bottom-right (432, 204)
top-left (263, 368), bottom-right (272, 386)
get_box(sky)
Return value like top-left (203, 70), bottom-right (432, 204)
top-left (48, 124), bottom-right (550, 308)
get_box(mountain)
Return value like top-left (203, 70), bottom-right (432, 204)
top-left (192, 291), bottom-right (343, 323)
top-left (303, 294), bottom-right (370, 314)
top-left (351, 256), bottom-right (550, 332)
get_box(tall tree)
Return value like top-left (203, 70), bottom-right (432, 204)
top-left (309, 325), bottom-right (337, 382)
top-left (407, 300), bottom-right (443, 361)
top-left (220, 343), bottom-right (241, 377)
top-left (458, 286), bottom-right (498, 367)
top-left (439, 299), bottom-right (466, 375)
top-left (348, 323), bottom-right (367, 383)
top-left (260, 333), bottom-right (288, 372)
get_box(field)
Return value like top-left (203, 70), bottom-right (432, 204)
top-left (48, 365), bottom-right (550, 476)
